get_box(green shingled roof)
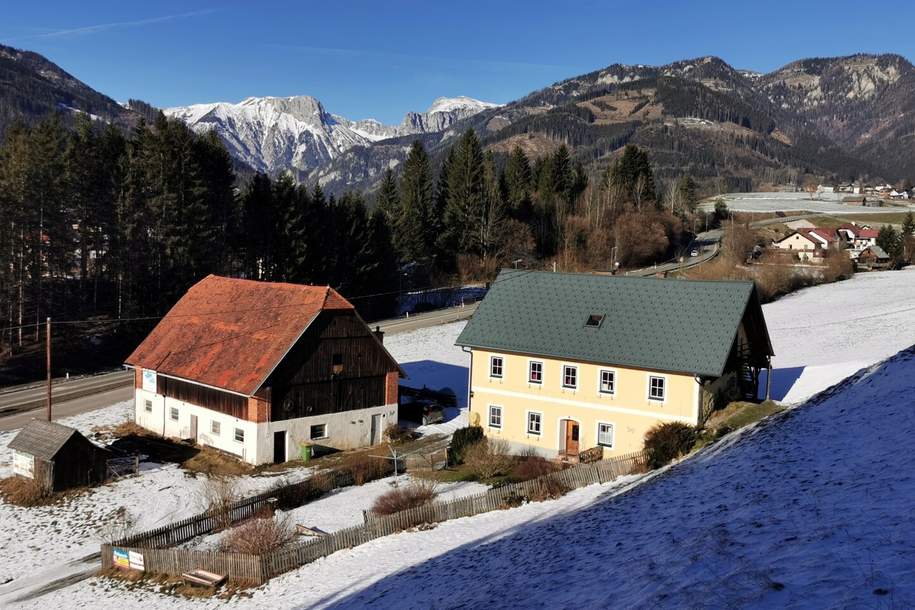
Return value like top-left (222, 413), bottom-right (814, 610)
top-left (456, 270), bottom-right (772, 378)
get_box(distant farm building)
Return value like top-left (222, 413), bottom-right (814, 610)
top-left (126, 275), bottom-right (403, 465)
top-left (8, 420), bottom-right (111, 492)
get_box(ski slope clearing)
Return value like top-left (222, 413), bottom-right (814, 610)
top-left (763, 267), bottom-right (915, 403)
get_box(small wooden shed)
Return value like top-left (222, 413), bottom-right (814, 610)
top-left (8, 420), bottom-right (111, 492)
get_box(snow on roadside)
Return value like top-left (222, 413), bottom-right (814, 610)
top-left (763, 267), bottom-right (915, 403)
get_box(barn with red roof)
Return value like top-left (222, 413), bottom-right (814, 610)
top-left (126, 275), bottom-right (403, 465)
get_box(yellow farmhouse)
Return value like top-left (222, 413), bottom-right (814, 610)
top-left (456, 270), bottom-right (773, 461)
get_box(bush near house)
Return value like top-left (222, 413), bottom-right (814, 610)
top-left (342, 451), bottom-right (393, 486)
top-left (448, 426), bottom-right (485, 465)
top-left (0, 476), bottom-right (54, 507)
top-left (463, 438), bottom-right (515, 480)
top-left (510, 453), bottom-right (562, 482)
top-left (644, 422), bottom-right (698, 470)
top-left (219, 507), bottom-right (295, 555)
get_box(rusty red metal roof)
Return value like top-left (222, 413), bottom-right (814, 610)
top-left (125, 275), bottom-right (354, 396)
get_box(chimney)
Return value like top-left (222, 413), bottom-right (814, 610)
top-left (373, 325), bottom-right (385, 344)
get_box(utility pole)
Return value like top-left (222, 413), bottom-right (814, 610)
top-left (46, 317), bottom-right (51, 421)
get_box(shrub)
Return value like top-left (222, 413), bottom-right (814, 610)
top-left (510, 455), bottom-right (560, 482)
top-left (0, 476), bottom-right (53, 507)
top-left (463, 438), bottom-right (514, 480)
top-left (197, 475), bottom-right (241, 529)
top-left (270, 472), bottom-right (335, 510)
top-left (342, 451), bottom-right (392, 486)
top-left (644, 422), bottom-right (698, 470)
top-left (449, 426), bottom-right (484, 465)
top-left (384, 423), bottom-right (417, 444)
top-left (371, 481), bottom-right (437, 516)
top-left (525, 476), bottom-right (571, 502)
top-left (219, 507), bottom-right (294, 555)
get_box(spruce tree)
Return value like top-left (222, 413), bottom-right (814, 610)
top-left (397, 141), bottom-right (434, 263)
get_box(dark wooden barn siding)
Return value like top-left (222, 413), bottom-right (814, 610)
top-left (266, 310), bottom-right (398, 421)
top-left (158, 376), bottom-right (248, 419)
top-left (42, 435), bottom-right (109, 492)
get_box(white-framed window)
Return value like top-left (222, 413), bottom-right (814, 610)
top-left (490, 356), bottom-right (503, 378)
top-left (599, 369), bottom-right (616, 394)
top-left (144, 399), bottom-right (153, 412)
top-left (597, 422), bottom-right (614, 448)
top-left (234, 428), bottom-right (245, 443)
top-left (169, 406), bottom-right (179, 421)
top-left (528, 361), bottom-right (543, 384)
top-left (488, 405), bottom-right (502, 428)
top-left (648, 375), bottom-right (666, 401)
top-left (211, 420), bottom-right (221, 435)
top-left (527, 411), bottom-right (542, 435)
top-left (310, 424), bottom-right (327, 440)
top-left (562, 365), bottom-right (578, 389)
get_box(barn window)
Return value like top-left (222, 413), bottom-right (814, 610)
top-left (310, 424), bottom-right (327, 440)
top-left (332, 353), bottom-right (344, 375)
top-left (144, 399), bottom-right (152, 412)
top-left (234, 428), bottom-right (245, 443)
top-left (211, 420), bottom-right (221, 435)
top-left (585, 314), bottom-right (604, 328)
top-left (169, 407), bottom-right (179, 421)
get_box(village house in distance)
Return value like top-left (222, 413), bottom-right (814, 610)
top-left (126, 275), bottom-right (403, 465)
top-left (456, 270), bottom-right (773, 460)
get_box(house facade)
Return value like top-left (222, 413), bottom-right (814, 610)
top-left (126, 275), bottom-right (402, 465)
top-left (456, 271), bottom-right (773, 460)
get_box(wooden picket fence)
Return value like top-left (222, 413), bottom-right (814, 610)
top-left (102, 450), bottom-right (646, 585)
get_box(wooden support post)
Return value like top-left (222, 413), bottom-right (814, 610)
top-left (765, 365), bottom-right (772, 402)
top-left (46, 317), bottom-right (51, 421)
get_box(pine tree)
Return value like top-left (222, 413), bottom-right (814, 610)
top-left (375, 168), bottom-right (400, 228)
top-left (397, 141), bottom-right (434, 263)
top-left (443, 130), bottom-right (485, 258)
top-left (902, 211), bottom-right (915, 238)
top-left (504, 145), bottom-right (533, 220)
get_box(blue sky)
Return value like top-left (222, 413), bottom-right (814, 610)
top-left (3, 1), bottom-right (915, 124)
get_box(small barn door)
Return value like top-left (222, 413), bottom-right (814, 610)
top-left (189, 415), bottom-right (198, 441)
top-left (273, 430), bottom-right (286, 463)
top-left (370, 414), bottom-right (382, 445)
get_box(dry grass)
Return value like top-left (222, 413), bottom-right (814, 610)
top-left (0, 476), bottom-right (54, 506)
top-left (463, 438), bottom-right (515, 480)
top-left (371, 481), bottom-right (438, 515)
top-left (182, 446), bottom-right (253, 477)
top-left (95, 420), bottom-right (150, 439)
top-left (341, 450), bottom-right (393, 486)
top-left (218, 507), bottom-right (295, 555)
top-left (384, 423), bottom-right (418, 444)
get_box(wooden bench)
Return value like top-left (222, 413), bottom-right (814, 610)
top-left (182, 569), bottom-right (227, 588)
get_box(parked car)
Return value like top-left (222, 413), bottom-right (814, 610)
top-left (398, 385), bottom-right (453, 425)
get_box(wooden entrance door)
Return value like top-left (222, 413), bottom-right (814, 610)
top-left (564, 420), bottom-right (580, 455)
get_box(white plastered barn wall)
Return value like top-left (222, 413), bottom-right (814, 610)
top-left (134, 387), bottom-right (397, 465)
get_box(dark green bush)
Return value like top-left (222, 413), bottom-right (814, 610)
top-left (644, 422), bottom-right (698, 470)
top-left (449, 426), bottom-right (484, 465)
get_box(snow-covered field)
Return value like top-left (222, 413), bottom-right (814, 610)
top-left (700, 191), bottom-right (915, 214)
top-left (762, 267), bottom-right (915, 403)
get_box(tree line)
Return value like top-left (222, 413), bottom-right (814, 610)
top-left (0, 112), bottom-right (702, 366)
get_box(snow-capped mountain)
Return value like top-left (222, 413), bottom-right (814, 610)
top-left (164, 95), bottom-right (499, 177)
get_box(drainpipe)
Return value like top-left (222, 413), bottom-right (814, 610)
top-left (461, 346), bottom-right (473, 420)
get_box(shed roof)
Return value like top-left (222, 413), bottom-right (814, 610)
top-left (456, 270), bottom-right (773, 378)
top-left (8, 419), bottom-right (81, 460)
top-left (125, 275), bottom-right (356, 396)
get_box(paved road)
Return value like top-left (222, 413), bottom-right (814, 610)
top-left (625, 213), bottom-right (830, 277)
top-left (0, 302), bottom-right (480, 429)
